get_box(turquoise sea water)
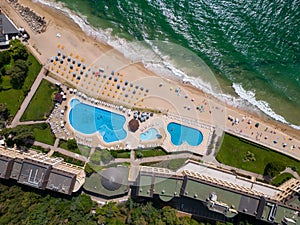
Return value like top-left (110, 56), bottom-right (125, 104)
top-left (52, 0), bottom-right (300, 127)
top-left (69, 98), bottom-right (127, 143)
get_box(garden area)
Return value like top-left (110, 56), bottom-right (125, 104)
top-left (0, 40), bottom-right (41, 122)
top-left (0, 123), bottom-right (55, 147)
top-left (141, 158), bottom-right (188, 171)
top-left (135, 147), bottom-right (168, 159)
top-left (271, 172), bottom-right (295, 187)
top-left (52, 151), bottom-right (85, 167)
top-left (58, 139), bottom-right (91, 157)
top-left (110, 149), bottom-right (131, 158)
top-left (90, 148), bottom-right (113, 165)
top-left (30, 145), bottom-right (51, 154)
top-left (21, 79), bottom-right (58, 121)
top-left (216, 133), bottom-right (300, 176)
top-left (32, 123), bottom-right (56, 145)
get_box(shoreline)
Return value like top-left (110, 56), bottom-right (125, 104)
top-left (19, 0), bottom-right (300, 130)
top-left (1, 0), bottom-right (299, 143)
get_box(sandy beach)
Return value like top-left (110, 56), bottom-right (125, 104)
top-left (1, 0), bottom-right (300, 160)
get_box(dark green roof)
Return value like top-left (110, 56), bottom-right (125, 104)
top-left (84, 167), bottom-right (129, 197)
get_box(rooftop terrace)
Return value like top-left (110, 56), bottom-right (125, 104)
top-left (0, 146), bottom-right (85, 194)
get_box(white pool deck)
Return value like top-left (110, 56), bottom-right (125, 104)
top-left (61, 94), bottom-right (212, 155)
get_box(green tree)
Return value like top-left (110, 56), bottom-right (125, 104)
top-left (9, 39), bottom-right (28, 60)
top-left (0, 50), bottom-right (11, 68)
top-left (0, 103), bottom-right (9, 121)
top-left (84, 163), bottom-right (95, 177)
top-left (161, 207), bottom-right (180, 225)
top-left (264, 161), bottom-right (285, 177)
top-left (137, 152), bottom-right (143, 158)
top-left (67, 138), bottom-right (78, 150)
top-left (76, 194), bottom-right (93, 214)
top-left (5, 60), bottom-right (28, 89)
top-left (10, 71), bottom-right (26, 89)
top-left (13, 132), bottom-right (35, 147)
top-left (14, 59), bottom-right (28, 73)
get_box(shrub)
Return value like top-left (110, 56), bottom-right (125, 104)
top-left (264, 162), bottom-right (285, 177)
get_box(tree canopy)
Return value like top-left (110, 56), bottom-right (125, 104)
top-left (67, 138), bottom-right (78, 150)
top-left (5, 59), bottom-right (29, 89)
top-left (0, 124), bottom-right (39, 148)
top-left (9, 39), bottom-right (28, 60)
top-left (0, 51), bottom-right (11, 68)
top-left (264, 161), bottom-right (285, 178)
top-left (0, 181), bottom-right (265, 225)
top-left (0, 103), bottom-right (9, 121)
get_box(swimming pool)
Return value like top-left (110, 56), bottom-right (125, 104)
top-left (140, 128), bottom-right (159, 141)
top-left (167, 122), bottom-right (203, 146)
top-left (69, 99), bottom-right (127, 143)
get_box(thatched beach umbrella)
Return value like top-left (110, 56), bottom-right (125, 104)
top-left (128, 119), bottom-right (139, 132)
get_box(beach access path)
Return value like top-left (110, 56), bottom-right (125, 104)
top-left (9, 67), bottom-right (46, 128)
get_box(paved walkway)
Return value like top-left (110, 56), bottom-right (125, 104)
top-left (44, 75), bottom-right (59, 84)
top-left (9, 67), bottom-right (46, 128)
top-left (17, 121), bottom-right (45, 126)
top-left (282, 168), bottom-right (300, 180)
top-left (34, 140), bottom-right (88, 162)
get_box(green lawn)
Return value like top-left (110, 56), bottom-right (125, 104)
top-left (1, 76), bottom-right (12, 89)
top-left (216, 133), bottom-right (300, 175)
top-left (110, 150), bottom-right (131, 158)
top-left (141, 158), bottom-right (188, 171)
top-left (78, 145), bottom-right (91, 157)
top-left (21, 79), bottom-right (58, 121)
top-left (0, 88), bottom-right (25, 117)
top-left (0, 53), bottom-right (41, 119)
top-left (271, 173), bottom-right (295, 187)
top-left (30, 145), bottom-right (51, 154)
top-left (134, 147), bottom-right (168, 158)
top-left (22, 54), bottom-right (42, 92)
top-left (33, 123), bottom-right (56, 145)
top-left (52, 152), bottom-right (85, 167)
top-left (58, 139), bottom-right (81, 154)
top-left (58, 139), bottom-right (91, 157)
top-left (1, 123), bottom-right (55, 146)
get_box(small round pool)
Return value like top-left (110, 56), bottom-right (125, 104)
top-left (167, 122), bottom-right (203, 146)
top-left (140, 128), bottom-right (159, 141)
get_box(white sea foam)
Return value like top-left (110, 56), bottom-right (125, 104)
top-left (232, 83), bottom-right (300, 130)
top-left (34, 0), bottom-right (300, 130)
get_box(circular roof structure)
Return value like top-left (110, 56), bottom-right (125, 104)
top-left (101, 167), bottom-right (123, 191)
top-left (128, 119), bottom-right (139, 132)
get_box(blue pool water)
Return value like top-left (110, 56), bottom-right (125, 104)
top-left (167, 122), bottom-right (203, 146)
top-left (69, 99), bottom-right (127, 143)
top-left (140, 128), bottom-right (159, 141)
